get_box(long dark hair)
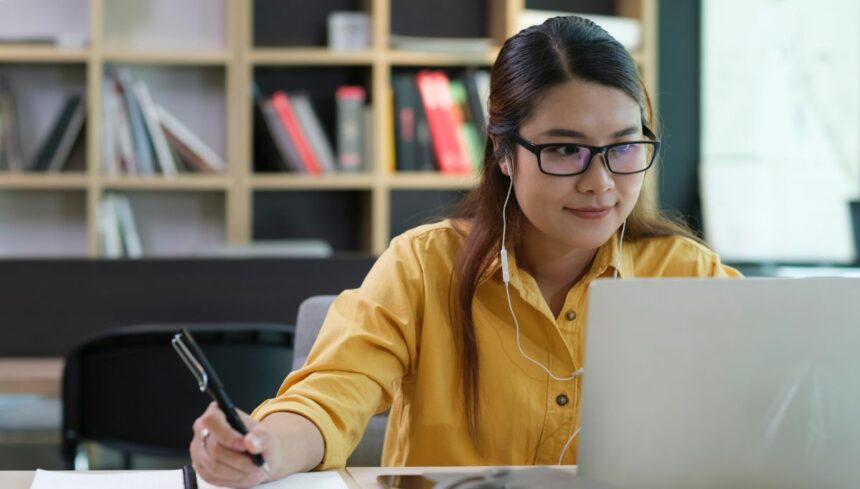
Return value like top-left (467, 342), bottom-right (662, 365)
top-left (450, 16), bottom-right (700, 443)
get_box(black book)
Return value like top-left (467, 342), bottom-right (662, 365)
top-left (29, 93), bottom-right (86, 172)
top-left (392, 73), bottom-right (419, 171)
top-left (463, 68), bottom-right (487, 139)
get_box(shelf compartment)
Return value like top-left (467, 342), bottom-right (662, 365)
top-left (102, 63), bottom-right (228, 176)
top-left (0, 64), bottom-right (88, 173)
top-left (253, 190), bottom-right (370, 252)
top-left (254, 0), bottom-right (368, 48)
top-left (389, 189), bottom-right (468, 240)
top-left (102, 0), bottom-right (227, 52)
top-left (0, 190), bottom-right (88, 257)
top-left (101, 191), bottom-right (226, 257)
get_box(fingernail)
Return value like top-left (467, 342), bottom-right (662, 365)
top-left (248, 434), bottom-right (262, 451)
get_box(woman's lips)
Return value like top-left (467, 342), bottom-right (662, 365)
top-left (565, 206), bottom-right (612, 219)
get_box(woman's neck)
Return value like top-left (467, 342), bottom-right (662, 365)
top-left (516, 223), bottom-right (599, 316)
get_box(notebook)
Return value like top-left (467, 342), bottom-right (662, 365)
top-left (30, 468), bottom-right (350, 489)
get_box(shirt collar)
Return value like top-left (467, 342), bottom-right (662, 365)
top-left (479, 227), bottom-right (632, 287)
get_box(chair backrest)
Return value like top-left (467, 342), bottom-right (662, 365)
top-left (61, 323), bottom-right (294, 467)
top-left (293, 295), bottom-right (337, 370)
top-left (294, 295), bottom-right (387, 466)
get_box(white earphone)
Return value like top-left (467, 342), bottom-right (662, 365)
top-left (498, 156), bottom-right (627, 464)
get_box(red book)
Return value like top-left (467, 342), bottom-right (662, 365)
top-left (270, 91), bottom-right (322, 175)
top-left (415, 70), bottom-right (470, 174)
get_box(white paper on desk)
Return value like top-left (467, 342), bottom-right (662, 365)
top-left (254, 471), bottom-right (350, 489)
top-left (30, 469), bottom-right (350, 489)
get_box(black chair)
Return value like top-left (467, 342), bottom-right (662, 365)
top-left (61, 323), bottom-right (294, 469)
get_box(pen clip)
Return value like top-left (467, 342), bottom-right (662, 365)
top-left (172, 333), bottom-right (209, 392)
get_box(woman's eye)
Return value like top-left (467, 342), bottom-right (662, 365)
top-left (554, 145), bottom-right (581, 156)
top-left (613, 144), bottom-right (633, 154)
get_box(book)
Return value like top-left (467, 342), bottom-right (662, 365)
top-left (270, 91), bottom-right (322, 175)
top-left (252, 83), bottom-right (302, 173)
top-left (392, 73), bottom-right (419, 171)
top-left (415, 70), bottom-right (470, 174)
top-left (100, 79), bottom-right (120, 176)
top-left (155, 104), bottom-right (227, 174)
top-left (335, 86), bottom-right (365, 172)
top-left (116, 71), bottom-right (156, 175)
top-left (0, 78), bottom-right (24, 171)
top-left (111, 79), bottom-right (138, 174)
top-left (133, 81), bottom-right (178, 177)
top-left (362, 105), bottom-right (374, 174)
top-left (449, 80), bottom-right (483, 172)
top-left (114, 194), bottom-right (143, 258)
top-left (99, 195), bottom-right (122, 258)
top-left (289, 92), bottom-right (337, 173)
top-left (29, 93), bottom-right (86, 172)
top-left (463, 68), bottom-right (489, 137)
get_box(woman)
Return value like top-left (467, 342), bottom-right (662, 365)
top-left (189, 16), bottom-right (740, 487)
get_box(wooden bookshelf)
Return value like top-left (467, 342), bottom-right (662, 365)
top-left (0, 173), bottom-right (90, 190)
top-left (385, 50), bottom-right (498, 67)
top-left (99, 175), bottom-right (232, 191)
top-left (0, 0), bottom-right (659, 257)
top-left (386, 173), bottom-right (478, 190)
top-left (251, 174), bottom-right (377, 190)
top-left (250, 49), bottom-right (377, 66)
top-left (101, 50), bottom-right (231, 65)
top-left (0, 46), bottom-right (90, 63)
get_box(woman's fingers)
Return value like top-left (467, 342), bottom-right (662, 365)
top-left (195, 402), bottom-right (245, 451)
top-left (190, 403), bottom-right (269, 488)
top-left (190, 423), bottom-right (247, 486)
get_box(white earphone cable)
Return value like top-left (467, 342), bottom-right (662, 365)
top-left (499, 159), bottom-right (626, 465)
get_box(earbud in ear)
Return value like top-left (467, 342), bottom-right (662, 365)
top-left (500, 159), bottom-right (511, 176)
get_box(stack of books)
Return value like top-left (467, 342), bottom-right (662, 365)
top-left (0, 77), bottom-right (86, 173)
top-left (99, 193), bottom-right (143, 258)
top-left (101, 70), bottom-right (227, 177)
top-left (253, 84), bottom-right (372, 174)
top-left (392, 69), bottom-right (489, 174)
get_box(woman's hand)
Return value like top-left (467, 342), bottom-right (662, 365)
top-left (190, 402), bottom-right (275, 489)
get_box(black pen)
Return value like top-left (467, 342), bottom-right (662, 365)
top-left (182, 464), bottom-right (198, 489)
top-left (172, 329), bottom-right (269, 472)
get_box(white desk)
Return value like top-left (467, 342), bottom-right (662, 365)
top-left (0, 466), bottom-right (579, 489)
top-left (347, 466), bottom-right (578, 489)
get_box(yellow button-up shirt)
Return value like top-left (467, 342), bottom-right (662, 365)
top-left (252, 219), bottom-right (741, 468)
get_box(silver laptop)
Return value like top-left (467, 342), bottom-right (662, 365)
top-left (578, 278), bottom-right (860, 489)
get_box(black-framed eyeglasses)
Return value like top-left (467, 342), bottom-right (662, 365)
top-left (511, 130), bottom-right (660, 177)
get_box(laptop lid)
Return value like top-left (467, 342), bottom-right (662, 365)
top-left (578, 278), bottom-right (860, 489)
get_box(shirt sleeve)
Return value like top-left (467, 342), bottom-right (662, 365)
top-left (709, 252), bottom-right (743, 278)
top-left (251, 234), bottom-right (425, 468)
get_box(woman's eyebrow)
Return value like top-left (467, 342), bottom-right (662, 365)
top-left (541, 126), bottom-right (641, 139)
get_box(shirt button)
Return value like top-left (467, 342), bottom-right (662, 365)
top-left (565, 310), bottom-right (577, 321)
top-left (556, 394), bottom-right (569, 406)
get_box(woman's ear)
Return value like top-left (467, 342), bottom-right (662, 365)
top-left (499, 158), bottom-right (511, 177)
